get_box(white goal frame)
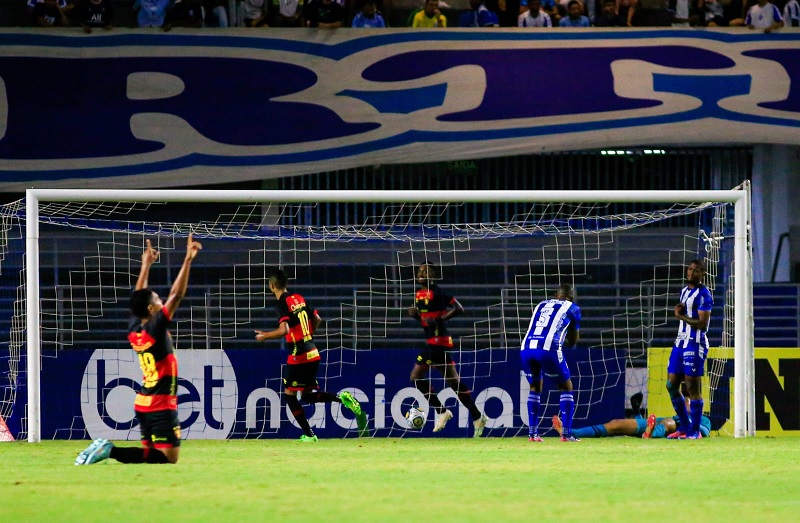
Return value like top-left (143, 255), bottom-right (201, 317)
top-left (24, 188), bottom-right (755, 441)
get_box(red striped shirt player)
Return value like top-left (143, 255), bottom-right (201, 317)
top-left (407, 263), bottom-right (488, 436)
top-left (255, 268), bottom-right (367, 441)
top-left (76, 233), bottom-right (202, 465)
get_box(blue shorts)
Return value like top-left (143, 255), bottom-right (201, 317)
top-left (521, 348), bottom-right (570, 385)
top-left (667, 340), bottom-right (708, 377)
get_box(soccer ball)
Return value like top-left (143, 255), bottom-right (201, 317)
top-left (405, 407), bottom-right (426, 430)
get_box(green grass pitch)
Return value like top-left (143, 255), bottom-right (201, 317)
top-left (3, 437), bottom-right (798, 522)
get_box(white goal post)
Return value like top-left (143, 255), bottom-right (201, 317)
top-left (24, 188), bottom-right (755, 442)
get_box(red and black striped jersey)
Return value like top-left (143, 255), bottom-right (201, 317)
top-left (415, 283), bottom-right (455, 348)
top-left (275, 292), bottom-right (321, 364)
top-left (128, 308), bottom-right (178, 412)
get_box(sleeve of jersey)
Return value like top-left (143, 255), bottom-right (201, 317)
top-left (699, 289), bottom-right (714, 311)
top-left (156, 308), bottom-right (172, 326)
top-left (570, 304), bottom-right (582, 329)
top-left (275, 302), bottom-right (289, 325)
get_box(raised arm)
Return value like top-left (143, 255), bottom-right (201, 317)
top-left (162, 233), bottom-right (202, 318)
top-left (136, 239), bottom-right (159, 291)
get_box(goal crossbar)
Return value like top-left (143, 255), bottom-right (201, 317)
top-left (24, 188), bottom-right (754, 441)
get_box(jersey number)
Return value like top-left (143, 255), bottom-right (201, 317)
top-left (298, 310), bottom-right (313, 342)
top-left (536, 305), bottom-right (554, 327)
top-left (138, 352), bottom-right (158, 388)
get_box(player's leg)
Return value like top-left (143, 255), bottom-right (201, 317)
top-left (684, 375), bottom-right (704, 439)
top-left (649, 417), bottom-right (677, 439)
top-left (521, 351), bottom-right (543, 441)
top-left (684, 341), bottom-right (707, 439)
top-left (666, 345), bottom-right (690, 437)
top-left (440, 362), bottom-right (486, 437)
top-left (642, 414), bottom-right (657, 439)
top-left (552, 352), bottom-right (577, 441)
top-left (571, 418), bottom-right (638, 438)
top-left (284, 364), bottom-right (318, 441)
top-left (411, 348), bottom-right (447, 416)
top-left (77, 411), bottom-right (178, 465)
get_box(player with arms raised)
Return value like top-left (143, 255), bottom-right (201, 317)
top-left (666, 259), bottom-right (712, 440)
top-left (521, 284), bottom-right (581, 442)
top-left (255, 268), bottom-right (367, 441)
top-left (407, 263), bottom-right (487, 437)
top-left (76, 234), bottom-right (202, 465)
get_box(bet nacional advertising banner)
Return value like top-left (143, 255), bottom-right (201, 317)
top-left (0, 29), bottom-right (799, 189)
top-left (27, 347), bottom-right (624, 440)
top-left (647, 347), bottom-right (800, 437)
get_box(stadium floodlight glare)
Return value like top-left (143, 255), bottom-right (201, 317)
top-left (15, 188), bottom-right (753, 442)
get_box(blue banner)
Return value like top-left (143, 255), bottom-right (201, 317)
top-left (0, 29), bottom-right (798, 189)
top-left (17, 347), bottom-right (625, 439)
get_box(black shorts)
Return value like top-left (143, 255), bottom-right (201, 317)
top-left (416, 344), bottom-right (455, 367)
top-left (283, 361), bottom-right (321, 391)
top-left (136, 409), bottom-right (181, 449)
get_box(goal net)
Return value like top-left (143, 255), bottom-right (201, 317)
top-left (1, 189), bottom-right (753, 442)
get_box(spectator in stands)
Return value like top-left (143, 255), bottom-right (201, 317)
top-left (786, 0), bottom-right (800, 26)
top-left (616, 0), bottom-right (637, 25)
top-left (270, 0), bottom-right (304, 25)
top-left (668, 0), bottom-right (692, 26)
top-left (33, 0), bottom-right (71, 26)
top-left (459, 0), bottom-right (500, 26)
top-left (594, 0), bottom-right (623, 24)
top-left (634, 0), bottom-right (670, 25)
top-left (745, 0), bottom-right (783, 31)
top-left (518, 0), bottom-right (553, 25)
top-left (559, 0), bottom-right (590, 24)
top-left (133, 0), bottom-right (172, 28)
top-left (77, 0), bottom-right (114, 32)
top-left (412, 0), bottom-right (447, 26)
top-left (352, 0), bottom-right (386, 26)
top-left (167, 0), bottom-right (203, 27)
top-left (698, 0), bottom-right (728, 25)
top-left (241, 0), bottom-right (269, 26)
top-left (203, 0), bottom-right (230, 26)
top-left (520, 0), bottom-right (561, 23)
top-left (27, 0), bottom-right (72, 26)
top-left (304, 0), bottom-right (345, 27)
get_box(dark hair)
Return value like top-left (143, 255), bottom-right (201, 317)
top-left (555, 283), bottom-right (575, 300)
top-left (688, 259), bottom-right (707, 272)
top-left (130, 288), bottom-right (154, 318)
top-left (269, 268), bottom-right (289, 290)
top-left (419, 263), bottom-right (438, 278)
top-left (567, 0), bottom-right (580, 7)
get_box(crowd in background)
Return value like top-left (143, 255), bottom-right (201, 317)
top-left (19, 0), bottom-right (799, 32)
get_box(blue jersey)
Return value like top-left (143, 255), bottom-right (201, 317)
top-left (674, 284), bottom-right (712, 347)
top-left (522, 299), bottom-right (581, 352)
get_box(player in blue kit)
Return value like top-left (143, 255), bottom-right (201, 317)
top-left (666, 259), bottom-right (712, 440)
top-left (520, 284), bottom-right (581, 442)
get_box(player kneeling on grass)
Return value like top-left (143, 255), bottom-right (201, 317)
top-left (76, 234), bottom-right (202, 465)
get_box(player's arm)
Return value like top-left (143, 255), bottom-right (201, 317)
top-left (255, 321), bottom-right (289, 341)
top-left (441, 298), bottom-right (464, 321)
top-left (163, 233), bottom-right (202, 318)
top-left (310, 311), bottom-right (321, 333)
top-left (135, 239), bottom-right (159, 290)
top-left (673, 305), bottom-right (711, 331)
top-left (565, 324), bottom-right (580, 347)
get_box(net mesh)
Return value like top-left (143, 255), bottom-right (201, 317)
top-left (0, 196), bottom-right (737, 440)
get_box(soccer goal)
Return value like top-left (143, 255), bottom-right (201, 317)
top-left (1, 188), bottom-right (753, 442)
